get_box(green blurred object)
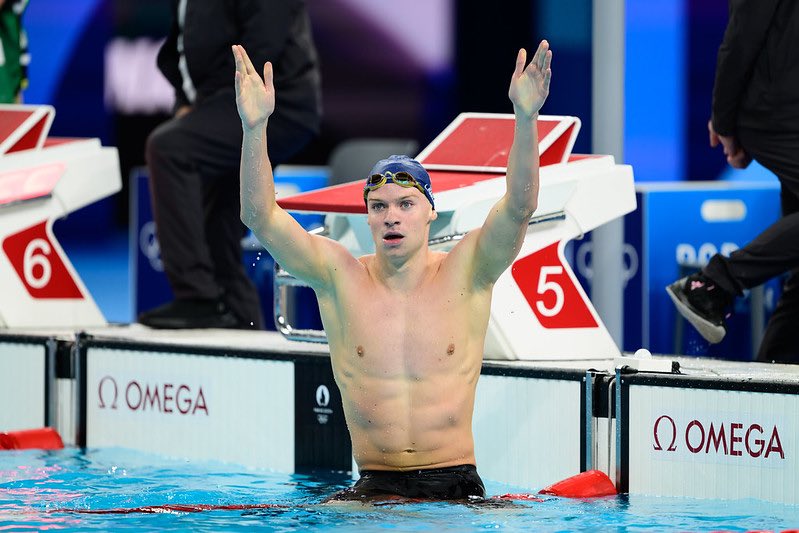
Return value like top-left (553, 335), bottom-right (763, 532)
top-left (0, 0), bottom-right (29, 103)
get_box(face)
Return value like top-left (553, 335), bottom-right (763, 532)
top-left (365, 183), bottom-right (437, 258)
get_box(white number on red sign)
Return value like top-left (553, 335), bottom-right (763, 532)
top-left (535, 265), bottom-right (564, 317)
top-left (23, 238), bottom-right (53, 289)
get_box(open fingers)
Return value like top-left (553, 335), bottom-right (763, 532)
top-left (236, 44), bottom-right (257, 75)
top-left (515, 48), bottom-right (527, 77)
top-left (543, 49), bottom-right (552, 73)
top-left (263, 61), bottom-right (273, 89)
top-left (707, 120), bottom-right (720, 147)
top-left (525, 43), bottom-right (551, 78)
top-left (233, 45), bottom-right (245, 76)
top-left (531, 40), bottom-right (548, 70)
top-left (543, 66), bottom-right (552, 93)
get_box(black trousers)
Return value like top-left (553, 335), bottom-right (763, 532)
top-left (703, 128), bottom-right (799, 362)
top-left (145, 87), bottom-right (313, 329)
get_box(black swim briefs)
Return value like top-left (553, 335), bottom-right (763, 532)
top-left (329, 464), bottom-right (486, 502)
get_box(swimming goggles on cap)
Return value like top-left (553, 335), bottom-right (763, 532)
top-left (363, 171), bottom-right (429, 203)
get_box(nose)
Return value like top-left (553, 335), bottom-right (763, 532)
top-left (383, 206), bottom-right (400, 226)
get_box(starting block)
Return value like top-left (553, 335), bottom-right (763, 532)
top-left (276, 113), bottom-right (636, 360)
top-left (0, 105), bottom-right (121, 328)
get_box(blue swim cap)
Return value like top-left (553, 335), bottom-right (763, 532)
top-left (364, 155), bottom-right (435, 209)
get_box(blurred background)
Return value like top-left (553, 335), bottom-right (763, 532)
top-left (18, 0), bottom-right (778, 358)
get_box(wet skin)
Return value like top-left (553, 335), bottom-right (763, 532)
top-left (233, 40), bottom-right (552, 474)
top-left (316, 184), bottom-right (492, 470)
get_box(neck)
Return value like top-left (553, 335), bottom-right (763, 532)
top-left (373, 246), bottom-right (432, 291)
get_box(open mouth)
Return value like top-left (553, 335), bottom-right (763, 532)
top-left (383, 232), bottom-right (404, 242)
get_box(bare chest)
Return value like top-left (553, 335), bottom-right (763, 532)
top-left (326, 278), bottom-right (481, 378)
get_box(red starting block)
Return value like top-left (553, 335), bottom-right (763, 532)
top-left (0, 105), bottom-right (121, 328)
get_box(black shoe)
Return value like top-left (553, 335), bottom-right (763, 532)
top-left (138, 298), bottom-right (240, 329)
top-left (666, 273), bottom-right (734, 344)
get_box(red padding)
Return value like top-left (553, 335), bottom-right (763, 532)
top-left (538, 470), bottom-right (617, 498)
top-left (0, 427), bottom-right (64, 450)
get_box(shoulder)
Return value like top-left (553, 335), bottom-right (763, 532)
top-left (357, 254), bottom-right (374, 268)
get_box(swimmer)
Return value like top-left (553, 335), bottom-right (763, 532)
top-left (233, 40), bottom-right (552, 502)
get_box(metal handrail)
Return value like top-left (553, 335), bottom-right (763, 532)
top-left (273, 264), bottom-right (328, 343)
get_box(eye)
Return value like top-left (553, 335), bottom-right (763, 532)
top-left (370, 202), bottom-right (385, 212)
top-left (400, 200), bottom-right (413, 209)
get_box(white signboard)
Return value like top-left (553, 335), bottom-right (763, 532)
top-left (0, 341), bottom-right (45, 431)
top-left (86, 348), bottom-right (294, 472)
top-left (627, 384), bottom-right (798, 504)
top-left (474, 373), bottom-right (582, 490)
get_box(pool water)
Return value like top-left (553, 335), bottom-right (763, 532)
top-left (1, 448), bottom-right (797, 531)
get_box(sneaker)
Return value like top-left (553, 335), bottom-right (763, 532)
top-left (666, 273), bottom-right (734, 344)
top-left (138, 298), bottom-right (241, 329)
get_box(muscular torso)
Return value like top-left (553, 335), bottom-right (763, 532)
top-left (316, 247), bottom-right (492, 471)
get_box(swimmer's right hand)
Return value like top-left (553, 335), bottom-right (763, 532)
top-left (233, 44), bottom-right (275, 130)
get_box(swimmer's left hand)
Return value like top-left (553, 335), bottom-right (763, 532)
top-left (508, 40), bottom-right (552, 119)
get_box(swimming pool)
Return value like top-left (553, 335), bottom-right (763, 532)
top-left (1, 448), bottom-right (797, 531)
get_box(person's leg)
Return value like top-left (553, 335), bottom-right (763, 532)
top-left (141, 89), bottom-right (245, 328)
top-left (706, 129), bottom-right (799, 291)
top-left (145, 117), bottom-right (219, 302)
top-left (702, 212), bottom-right (799, 293)
top-left (755, 176), bottom-right (799, 362)
top-left (203, 176), bottom-right (264, 329)
top-left (668, 129), bottom-right (799, 345)
top-left (200, 105), bottom-right (314, 329)
top-left (757, 269), bottom-right (799, 363)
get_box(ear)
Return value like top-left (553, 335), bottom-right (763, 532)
top-left (428, 209), bottom-right (438, 224)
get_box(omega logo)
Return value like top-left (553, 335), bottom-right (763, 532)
top-left (98, 375), bottom-right (119, 409)
top-left (97, 375), bottom-right (208, 416)
top-left (652, 415), bottom-right (784, 459)
top-left (653, 415), bottom-right (677, 451)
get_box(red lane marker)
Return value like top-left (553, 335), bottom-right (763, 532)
top-left (55, 493), bottom-right (550, 514)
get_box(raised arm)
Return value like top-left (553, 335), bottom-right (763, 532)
top-left (467, 41), bottom-right (552, 287)
top-left (233, 44), bottom-right (335, 289)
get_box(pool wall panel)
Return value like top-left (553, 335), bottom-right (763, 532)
top-left (0, 338), bottom-right (47, 431)
top-left (622, 378), bottom-right (799, 504)
top-left (474, 373), bottom-right (583, 490)
top-left (85, 347), bottom-right (294, 471)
